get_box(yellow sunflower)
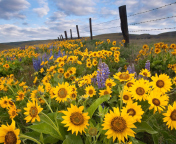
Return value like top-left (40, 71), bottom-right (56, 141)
top-left (16, 90), bottom-right (25, 101)
top-left (163, 101), bottom-right (176, 130)
top-left (24, 99), bottom-right (43, 123)
top-left (58, 68), bottom-right (64, 73)
top-left (8, 106), bottom-right (21, 119)
top-left (124, 78), bottom-right (136, 91)
top-left (172, 76), bottom-right (176, 85)
top-left (105, 78), bottom-right (116, 88)
top-left (129, 78), bottom-right (150, 101)
top-left (139, 69), bottom-right (151, 77)
top-left (102, 107), bottom-right (136, 142)
top-left (54, 82), bottom-right (71, 103)
top-left (148, 90), bottom-right (169, 114)
top-left (113, 70), bottom-right (134, 82)
top-left (0, 96), bottom-right (11, 108)
top-left (70, 91), bottom-right (77, 100)
top-left (64, 71), bottom-right (70, 79)
top-left (0, 119), bottom-right (21, 144)
top-left (151, 73), bottom-right (172, 94)
top-left (99, 86), bottom-right (112, 97)
top-left (85, 85), bottom-right (96, 97)
top-left (121, 101), bottom-right (144, 122)
top-left (120, 91), bottom-right (133, 103)
top-left (61, 104), bottom-right (90, 135)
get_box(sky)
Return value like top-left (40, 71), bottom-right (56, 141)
top-left (0, 0), bottom-right (176, 43)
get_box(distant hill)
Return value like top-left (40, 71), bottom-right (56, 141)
top-left (0, 31), bottom-right (176, 51)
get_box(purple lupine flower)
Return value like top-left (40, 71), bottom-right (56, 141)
top-left (145, 60), bottom-right (150, 71)
top-left (101, 103), bottom-right (105, 109)
top-left (32, 57), bottom-right (43, 71)
top-left (96, 59), bottom-right (110, 89)
top-left (127, 65), bottom-right (133, 73)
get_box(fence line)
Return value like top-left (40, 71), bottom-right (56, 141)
top-left (59, 2), bottom-right (176, 45)
top-left (127, 1), bottom-right (176, 17)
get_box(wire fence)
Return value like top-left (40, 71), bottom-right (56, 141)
top-left (59, 1), bottom-right (176, 41)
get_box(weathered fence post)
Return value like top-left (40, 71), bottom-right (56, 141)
top-left (89, 18), bottom-right (93, 40)
top-left (58, 37), bottom-right (60, 41)
top-left (76, 25), bottom-right (80, 39)
top-left (70, 29), bottom-right (72, 39)
top-left (59, 35), bottom-right (62, 41)
top-left (119, 5), bottom-right (129, 47)
top-left (64, 31), bottom-right (68, 40)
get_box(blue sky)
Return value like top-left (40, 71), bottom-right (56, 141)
top-left (0, 0), bottom-right (176, 43)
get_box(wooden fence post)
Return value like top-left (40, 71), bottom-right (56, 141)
top-left (119, 5), bottom-right (129, 47)
top-left (58, 37), bottom-right (60, 41)
top-left (89, 18), bottom-right (93, 40)
top-left (70, 29), bottom-right (72, 39)
top-left (64, 31), bottom-right (68, 40)
top-left (76, 25), bottom-right (80, 39)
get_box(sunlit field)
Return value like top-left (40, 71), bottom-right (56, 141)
top-left (0, 38), bottom-right (176, 144)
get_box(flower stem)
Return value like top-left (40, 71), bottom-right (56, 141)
top-left (20, 134), bottom-right (41, 144)
top-left (40, 94), bottom-right (53, 113)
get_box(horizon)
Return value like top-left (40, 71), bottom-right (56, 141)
top-left (0, 0), bottom-right (176, 43)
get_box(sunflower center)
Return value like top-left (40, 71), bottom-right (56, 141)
top-left (88, 127), bottom-right (97, 136)
top-left (127, 82), bottom-right (133, 88)
top-left (19, 94), bottom-right (24, 98)
top-left (58, 88), bottom-right (67, 98)
top-left (104, 91), bottom-right (109, 95)
top-left (152, 98), bottom-right (160, 106)
top-left (143, 72), bottom-right (147, 76)
top-left (156, 80), bottom-right (164, 88)
top-left (70, 112), bottom-right (84, 125)
top-left (29, 106), bottom-right (38, 117)
top-left (119, 73), bottom-right (130, 80)
top-left (123, 95), bottom-right (129, 100)
top-left (107, 83), bottom-right (112, 87)
top-left (127, 108), bottom-right (136, 116)
top-left (111, 117), bottom-right (127, 132)
top-left (170, 110), bottom-right (176, 121)
top-left (66, 73), bottom-right (70, 77)
top-left (136, 87), bottom-right (145, 95)
top-left (5, 131), bottom-right (17, 144)
top-left (71, 93), bottom-right (76, 98)
top-left (12, 110), bottom-right (16, 116)
top-left (89, 90), bottom-right (93, 95)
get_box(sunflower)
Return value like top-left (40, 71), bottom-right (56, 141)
top-left (58, 68), bottom-right (64, 73)
top-left (105, 78), bottom-right (116, 88)
top-left (121, 101), bottom-right (144, 122)
top-left (3, 64), bottom-right (10, 69)
top-left (139, 69), bottom-right (151, 77)
top-left (0, 119), bottom-right (21, 144)
top-left (8, 106), bottom-right (20, 119)
top-left (124, 78), bottom-right (136, 91)
top-left (99, 86), bottom-right (112, 97)
top-left (102, 107), bottom-right (136, 142)
top-left (85, 85), bottom-right (96, 97)
top-left (113, 71), bottom-right (134, 82)
top-left (16, 90), bottom-right (25, 101)
top-left (129, 78), bottom-right (150, 101)
top-left (154, 48), bottom-right (161, 54)
top-left (147, 90), bottom-right (168, 114)
top-left (70, 91), bottom-right (77, 100)
top-left (120, 91), bottom-right (132, 103)
top-left (112, 41), bottom-right (116, 46)
top-left (64, 71), bottom-right (70, 79)
top-left (86, 62), bottom-right (92, 68)
top-left (163, 101), bottom-right (176, 130)
top-left (54, 82), bottom-right (71, 103)
top-left (61, 104), bottom-right (90, 135)
top-left (24, 99), bottom-right (43, 123)
top-left (151, 73), bottom-right (172, 94)
top-left (0, 96), bottom-right (11, 108)
top-left (58, 61), bottom-right (65, 67)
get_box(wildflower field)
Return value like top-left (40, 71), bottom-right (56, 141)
top-left (0, 38), bottom-right (176, 144)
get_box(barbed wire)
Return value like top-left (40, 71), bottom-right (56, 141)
top-left (93, 26), bottom-right (120, 31)
top-left (129, 27), bottom-right (176, 32)
top-left (128, 1), bottom-right (176, 17)
top-left (129, 15), bottom-right (176, 25)
top-left (92, 18), bottom-right (120, 27)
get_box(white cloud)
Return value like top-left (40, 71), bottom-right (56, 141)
top-left (33, 0), bottom-right (49, 17)
top-left (53, 0), bottom-right (96, 16)
top-left (0, 0), bottom-right (30, 20)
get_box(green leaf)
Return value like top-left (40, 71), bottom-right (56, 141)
top-left (40, 133), bottom-right (44, 144)
top-left (134, 121), bottom-right (158, 134)
top-left (129, 136), bottom-right (146, 144)
top-left (28, 122), bottom-right (62, 140)
top-left (86, 95), bottom-right (110, 118)
top-left (44, 135), bottom-right (60, 144)
top-left (152, 134), bottom-right (159, 144)
top-left (62, 133), bottom-right (83, 144)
